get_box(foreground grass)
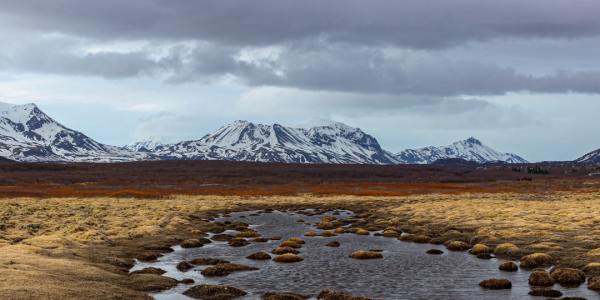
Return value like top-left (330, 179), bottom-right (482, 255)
top-left (1, 192), bottom-right (599, 298)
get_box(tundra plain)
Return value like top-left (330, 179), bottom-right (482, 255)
top-left (0, 161), bottom-right (599, 299)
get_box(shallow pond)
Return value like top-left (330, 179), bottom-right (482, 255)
top-left (132, 210), bottom-right (596, 299)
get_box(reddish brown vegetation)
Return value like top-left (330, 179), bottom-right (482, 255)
top-left (0, 160), bottom-right (597, 198)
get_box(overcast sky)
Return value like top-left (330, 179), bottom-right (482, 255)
top-left (0, 0), bottom-right (599, 161)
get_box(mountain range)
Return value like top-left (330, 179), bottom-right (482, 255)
top-left (0, 101), bottom-right (596, 164)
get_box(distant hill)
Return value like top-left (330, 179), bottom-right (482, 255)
top-left (575, 148), bottom-right (600, 164)
top-left (395, 137), bottom-right (528, 164)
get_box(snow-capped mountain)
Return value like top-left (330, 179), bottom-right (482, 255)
top-left (0, 101), bottom-right (531, 165)
top-left (135, 120), bottom-right (399, 164)
top-left (575, 148), bottom-right (600, 164)
top-left (395, 137), bottom-right (528, 164)
top-left (0, 102), bottom-right (141, 162)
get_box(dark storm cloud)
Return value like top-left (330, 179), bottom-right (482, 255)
top-left (2, 0), bottom-right (600, 49)
top-left (1, 0), bottom-right (600, 98)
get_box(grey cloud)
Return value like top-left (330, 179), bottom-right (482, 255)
top-left (1, 0), bottom-right (600, 49)
top-left (2, 39), bottom-right (600, 97)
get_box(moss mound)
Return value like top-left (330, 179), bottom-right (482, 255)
top-left (304, 230), bottom-right (318, 237)
top-left (181, 238), bottom-right (211, 248)
top-left (349, 250), bottom-right (383, 259)
top-left (317, 290), bottom-right (372, 300)
top-left (200, 263), bottom-right (258, 277)
top-left (479, 278), bottom-right (512, 290)
top-left (130, 267), bottom-right (166, 275)
top-left (189, 257), bottom-right (230, 265)
top-left (176, 261), bottom-right (194, 272)
top-left (279, 240), bottom-right (303, 248)
top-left (321, 230), bottom-right (337, 237)
top-left (494, 243), bottom-right (521, 256)
top-left (382, 229), bottom-right (399, 237)
top-left (262, 292), bottom-right (309, 300)
top-left (273, 253), bottom-right (304, 263)
top-left (470, 244), bottom-right (491, 255)
top-left (520, 253), bottom-right (554, 269)
top-left (325, 241), bottom-right (341, 247)
top-left (446, 240), bottom-right (470, 251)
top-left (588, 276), bottom-right (600, 291)
top-left (272, 247), bottom-right (300, 255)
top-left (211, 233), bottom-right (234, 242)
top-left (246, 251), bottom-right (272, 260)
top-left (228, 238), bottom-right (250, 247)
top-left (236, 230), bottom-right (260, 238)
top-left (412, 235), bottom-right (431, 243)
top-left (183, 284), bottom-right (247, 299)
top-left (528, 270), bottom-right (554, 287)
top-left (583, 262), bottom-right (600, 277)
top-left (528, 288), bottom-right (563, 297)
top-left (550, 268), bottom-right (585, 287)
top-left (499, 261), bottom-right (518, 272)
top-left (354, 228), bottom-right (370, 235)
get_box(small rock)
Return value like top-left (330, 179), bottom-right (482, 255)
top-left (426, 249), bottom-right (444, 255)
top-left (479, 278), bottom-right (512, 290)
top-left (183, 284), bottom-right (247, 299)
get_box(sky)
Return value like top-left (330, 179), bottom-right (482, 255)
top-left (0, 0), bottom-right (599, 162)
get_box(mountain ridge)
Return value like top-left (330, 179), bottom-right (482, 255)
top-left (395, 137), bottom-right (528, 164)
top-left (0, 101), bottom-right (534, 164)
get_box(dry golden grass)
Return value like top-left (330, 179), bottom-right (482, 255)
top-left (0, 190), bottom-right (599, 298)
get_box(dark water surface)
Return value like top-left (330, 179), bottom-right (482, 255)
top-left (131, 210), bottom-right (596, 299)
